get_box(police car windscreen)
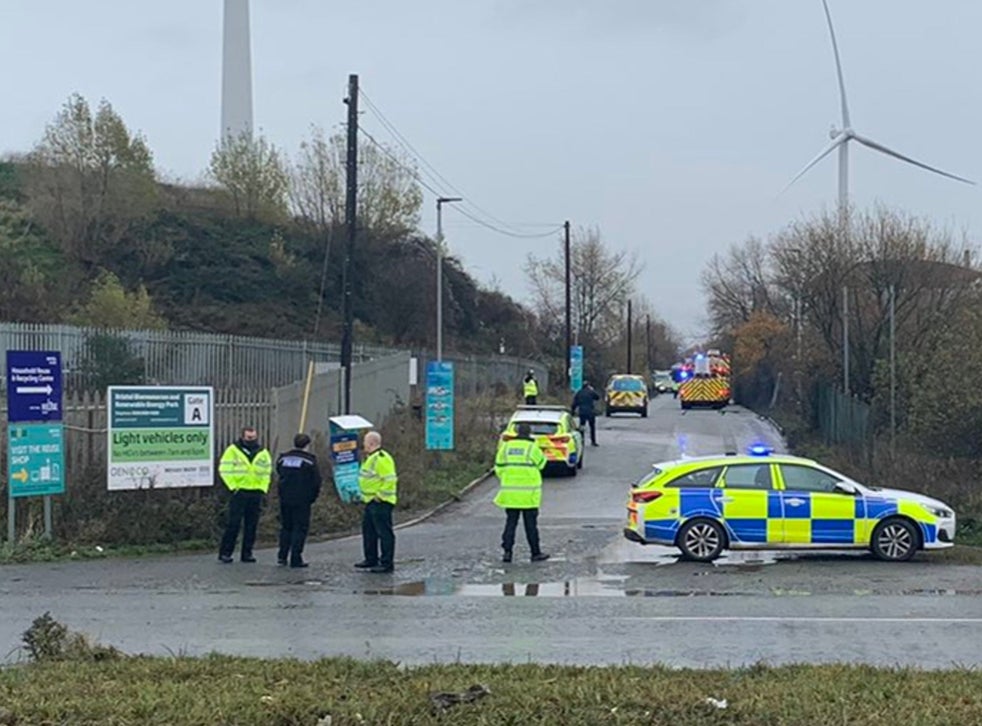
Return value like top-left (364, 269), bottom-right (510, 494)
top-left (612, 379), bottom-right (645, 392)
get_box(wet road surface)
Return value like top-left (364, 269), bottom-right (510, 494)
top-left (3, 396), bottom-right (982, 668)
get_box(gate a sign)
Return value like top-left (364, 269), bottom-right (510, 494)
top-left (107, 386), bottom-right (214, 490)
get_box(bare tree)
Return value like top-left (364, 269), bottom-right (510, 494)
top-left (289, 126), bottom-right (423, 335)
top-left (701, 237), bottom-right (776, 338)
top-left (525, 226), bottom-right (643, 350)
top-left (771, 207), bottom-right (977, 397)
top-left (606, 296), bottom-right (684, 374)
top-left (24, 94), bottom-right (157, 264)
top-left (289, 127), bottom-right (422, 239)
top-left (209, 131), bottom-right (289, 221)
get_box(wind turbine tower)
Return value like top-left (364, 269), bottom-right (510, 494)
top-left (785, 0), bottom-right (973, 211)
top-left (221, 0), bottom-right (253, 141)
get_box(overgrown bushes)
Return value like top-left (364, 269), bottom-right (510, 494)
top-left (0, 395), bottom-right (511, 560)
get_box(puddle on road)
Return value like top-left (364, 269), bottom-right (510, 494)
top-left (360, 578), bottom-right (759, 598)
top-left (359, 579), bottom-right (982, 599)
top-left (598, 539), bottom-right (867, 569)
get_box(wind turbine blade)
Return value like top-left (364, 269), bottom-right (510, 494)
top-left (851, 132), bottom-right (976, 185)
top-left (822, 0), bottom-right (851, 129)
top-left (780, 134), bottom-right (847, 196)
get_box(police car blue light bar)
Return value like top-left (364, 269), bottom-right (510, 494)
top-left (748, 444), bottom-right (772, 456)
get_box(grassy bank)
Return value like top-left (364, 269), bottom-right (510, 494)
top-left (0, 395), bottom-right (511, 564)
top-left (1, 655), bottom-right (980, 725)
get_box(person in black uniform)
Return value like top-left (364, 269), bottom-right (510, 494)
top-left (571, 380), bottom-right (601, 447)
top-left (275, 433), bottom-right (322, 568)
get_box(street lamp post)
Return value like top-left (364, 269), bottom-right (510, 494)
top-left (436, 196), bottom-right (462, 361)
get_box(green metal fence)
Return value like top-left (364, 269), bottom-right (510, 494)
top-left (815, 383), bottom-right (872, 461)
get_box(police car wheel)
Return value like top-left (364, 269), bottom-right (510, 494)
top-left (871, 518), bottom-right (919, 562)
top-left (677, 519), bottom-right (725, 562)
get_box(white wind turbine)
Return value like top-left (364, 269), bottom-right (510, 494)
top-left (784, 0), bottom-right (974, 211)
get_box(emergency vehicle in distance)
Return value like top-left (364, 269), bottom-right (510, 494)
top-left (651, 370), bottom-right (675, 395)
top-left (624, 448), bottom-right (956, 562)
top-left (604, 374), bottom-right (649, 417)
top-left (500, 405), bottom-right (584, 476)
top-left (678, 350), bottom-right (731, 410)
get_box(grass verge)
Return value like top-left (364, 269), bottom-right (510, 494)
top-left (1, 655), bottom-right (981, 725)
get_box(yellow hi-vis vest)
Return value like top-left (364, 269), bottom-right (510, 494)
top-left (493, 438), bottom-right (546, 509)
top-left (218, 444), bottom-right (273, 493)
top-left (359, 449), bottom-right (398, 505)
top-left (523, 378), bottom-right (539, 398)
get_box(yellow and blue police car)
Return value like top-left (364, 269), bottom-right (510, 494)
top-left (500, 405), bottom-right (584, 477)
top-left (624, 447), bottom-right (956, 562)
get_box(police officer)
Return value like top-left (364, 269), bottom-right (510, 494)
top-left (275, 433), bottom-right (322, 568)
top-left (218, 426), bottom-right (273, 563)
top-left (523, 370), bottom-right (539, 405)
top-left (355, 430), bottom-right (398, 573)
top-left (494, 422), bottom-right (549, 563)
top-left (571, 380), bottom-right (601, 447)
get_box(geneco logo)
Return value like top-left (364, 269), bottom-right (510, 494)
top-left (110, 466), bottom-right (151, 478)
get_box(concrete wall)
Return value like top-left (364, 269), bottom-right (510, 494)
top-left (271, 353), bottom-right (412, 450)
top-left (414, 353), bottom-right (549, 399)
top-left (270, 352), bottom-right (549, 451)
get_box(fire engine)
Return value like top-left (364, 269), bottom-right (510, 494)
top-left (678, 350), bottom-right (731, 410)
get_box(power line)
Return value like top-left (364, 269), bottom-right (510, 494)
top-left (358, 124), bottom-right (442, 196)
top-left (359, 87), bottom-right (560, 239)
top-left (358, 124), bottom-right (563, 240)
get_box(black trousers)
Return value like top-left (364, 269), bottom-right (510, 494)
top-left (501, 508), bottom-right (541, 556)
top-left (525, 395), bottom-right (537, 405)
top-left (219, 490), bottom-right (262, 558)
top-left (579, 413), bottom-right (597, 444)
top-left (278, 501), bottom-right (312, 565)
top-left (362, 501), bottom-right (395, 568)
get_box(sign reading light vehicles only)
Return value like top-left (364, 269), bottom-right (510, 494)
top-left (107, 386), bottom-right (214, 491)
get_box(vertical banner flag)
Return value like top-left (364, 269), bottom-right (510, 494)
top-left (570, 345), bottom-right (584, 392)
top-left (425, 361), bottom-right (455, 450)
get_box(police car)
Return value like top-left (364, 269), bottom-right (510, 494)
top-left (623, 448), bottom-right (956, 562)
top-left (500, 406), bottom-right (584, 476)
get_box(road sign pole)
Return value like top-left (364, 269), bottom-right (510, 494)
top-left (7, 492), bottom-right (14, 545)
top-left (43, 495), bottom-right (52, 539)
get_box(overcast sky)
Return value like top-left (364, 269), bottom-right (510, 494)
top-left (2, 1), bottom-right (980, 342)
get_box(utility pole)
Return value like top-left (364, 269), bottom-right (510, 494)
top-left (889, 284), bottom-right (896, 459)
top-left (435, 197), bottom-right (462, 361)
top-left (564, 220), bottom-right (571, 388)
top-left (842, 285), bottom-right (849, 396)
top-left (626, 299), bottom-right (633, 373)
top-left (645, 314), bottom-right (651, 374)
top-left (340, 73), bottom-right (358, 414)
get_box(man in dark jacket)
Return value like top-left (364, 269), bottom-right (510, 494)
top-left (275, 433), bottom-right (322, 568)
top-left (571, 381), bottom-right (601, 447)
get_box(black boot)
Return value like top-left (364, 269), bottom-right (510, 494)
top-left (502, 550), bottom-right (513, 563)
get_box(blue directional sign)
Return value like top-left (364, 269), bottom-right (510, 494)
top-left (7, 423), bottom-right (65, 498)
top-left (425, 361), bottom-right (455, 450)
top-left (570, 345), bottom-right (584, 392)
top-left (6, 351), bottom-right (62, 422)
